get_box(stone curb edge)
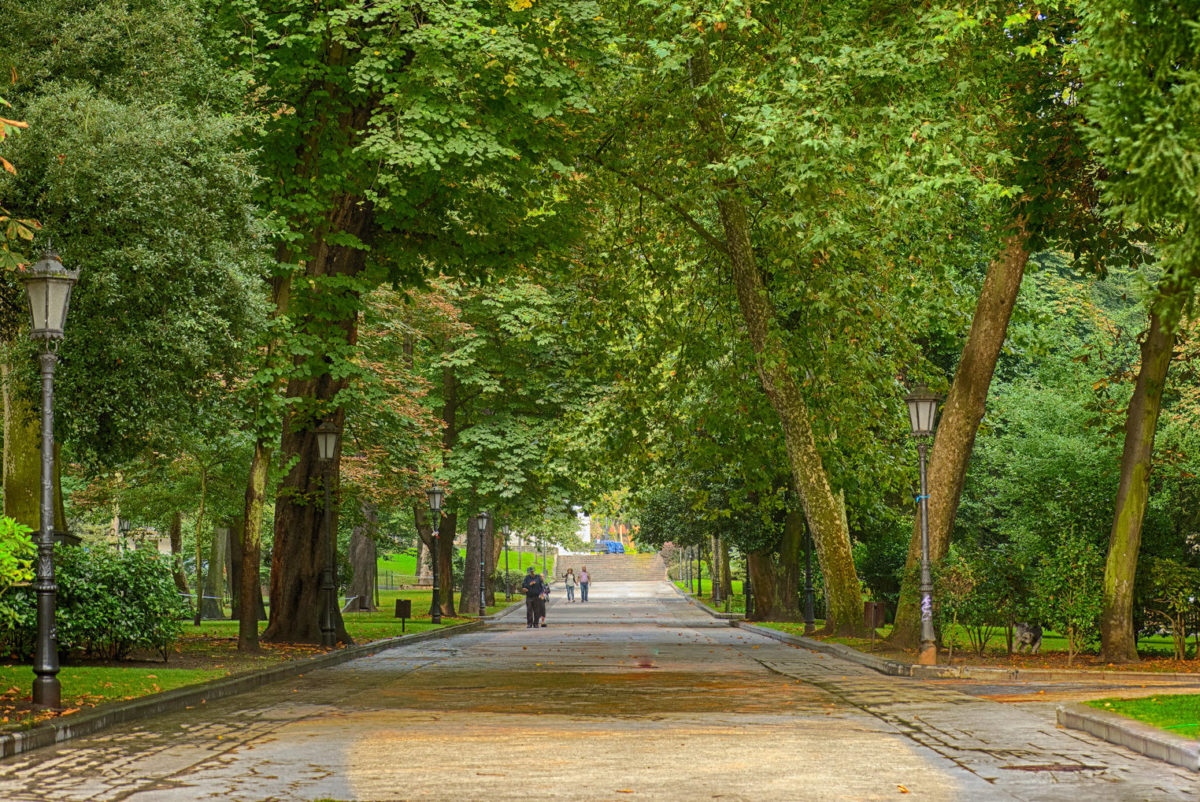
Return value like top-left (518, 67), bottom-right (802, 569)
top-left (666, 581), bottom-right (744, 620)
top-left (0, 619), bottom-right (483, 760)
top-left (1057, 702), bottom-right (1200, 772)
top-left (736, 622), bottom-right (913, 676)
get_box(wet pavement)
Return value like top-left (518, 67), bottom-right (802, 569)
top-left (0, 581), bottom-right (1197, 800)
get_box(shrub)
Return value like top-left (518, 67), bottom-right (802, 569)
top-left (0, 517), bottom-right (35, 636)
top-left (1137, 557), bottom-right (1200, 660)
top-left (1034, 531), bottom-right (1103, 665)
top-left (1, 544), bottom-right (190, 662)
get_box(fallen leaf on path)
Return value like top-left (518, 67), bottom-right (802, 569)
top-left (898, 785), bottom-right (910, 794)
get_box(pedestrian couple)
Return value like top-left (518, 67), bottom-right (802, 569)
top-left (522, 566), bottom-right (549, 628)
top-left (563, 567), bottom-right (590, 602)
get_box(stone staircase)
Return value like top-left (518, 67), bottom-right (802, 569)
top-left (553, 553), bottom-right (667, 582)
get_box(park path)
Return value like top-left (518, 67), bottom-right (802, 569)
top-left (0, 581), bottom-right (1196, 801)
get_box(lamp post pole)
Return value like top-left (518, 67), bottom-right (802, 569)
top-left (427, 486), bottom-right (443, 624)
top-left (316, 421), bottom-right (340, 649)
top-left (804, 525), bottom-right (816, 635)
top-left (917, 439), bottom-right (936, 664)
top-left (905, 385), bottom-right (942, 667)
top-left (745, 559), bottom-right (753, 620)
top-left (477, 512), bottom-right (489, 616)
top-left (33, 350), bottom-right (59, 707)
top-left (503, 526), bottom-right (511, 601)
top-left (22, 250), bottom-right (79, 710)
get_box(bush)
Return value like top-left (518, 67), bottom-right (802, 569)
top-left (1035, 531), bottom-right (1103, 665)
top-left (0, 517), bottom-right (35, 634)
top-left (1, 545), bottom-right (190, 662)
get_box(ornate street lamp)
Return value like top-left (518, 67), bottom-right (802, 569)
top-left (118, 517), bottom-right (132, 551)
top-left (315, 420), bottom-right (341, 648)
top-left (21, 249), bottom-right (79, 709)
top-left (476, 512), bottom-right (490, 616)
top-left (426, 485), bottom-right (444, 624)
top-left (905, 385), bottom-right (941, 666)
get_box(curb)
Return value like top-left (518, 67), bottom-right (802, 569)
top-left (0, 619), bottom-right (483, 759)
top-left (736, 622), bottom-right (913, 677)
top-left (1057, 702), bottom-right (1200, 772)
top-left (667, 581), bottom-right (744, 620)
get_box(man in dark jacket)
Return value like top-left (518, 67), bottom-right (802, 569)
top-left (521, 567), bottom-right (544, 628)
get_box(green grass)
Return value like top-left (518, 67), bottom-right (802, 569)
top-left (377, 550), bottom-right (554, 587)
top-left (0, 664), bottom-right (227, 708)
top-left (1089, 695), bottom-right (1200, 739)
top-left (674, 579), bottom-right (746, 614)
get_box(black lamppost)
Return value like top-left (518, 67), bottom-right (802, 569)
top-left (476, 512), bottom-right (490, 616)
top-left (427, 485), bottom-right (444, 624)
top-left (745, 559), bottom-right (753, 620)
top-left (118, 517), bottom-right (132, 551)
top-left (804, 525), bottom-right (816, 635)
top-left (502, 526), bottom-right (511, 601)
top-left (315, 420), bottom-right (341, 648)
top-left (905, 385), bottom-right (941, 666)
top-left (22, 249), bottom-right (79, 709)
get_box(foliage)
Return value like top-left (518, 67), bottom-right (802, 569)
top-left (0, 517), bottom-right (34, 633)
top-left (1034, 531), bottom-right (1104, 665)
top-left (1137, 557), bottom-right (1200, 660)
top-left (1, 545), bottom-right (190, 661)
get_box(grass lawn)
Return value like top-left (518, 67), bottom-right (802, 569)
top-left (378, 550), bottom-right (555, 587)
top-left (673, 579), bottom-right (745, 614)
top-left (1089, 694), bottom-right (1200, 739)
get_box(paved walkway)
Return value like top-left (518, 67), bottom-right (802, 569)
top-left (0, 582), bottom-right (1196, 800)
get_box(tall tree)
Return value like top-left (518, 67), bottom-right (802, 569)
top-left (1079, 0), bottom-right (1200, 661)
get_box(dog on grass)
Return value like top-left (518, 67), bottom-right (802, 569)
top-left (1014, 623), bottom-right (1042, 654)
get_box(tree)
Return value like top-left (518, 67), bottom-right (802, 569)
top-left (1079, 0), bottom-right (1200, 661)
top-left (214, 0), bottom-right (607, 642)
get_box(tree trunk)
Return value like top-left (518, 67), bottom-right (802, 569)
top-left (460, 514), bottom-right (483, 615)
top-left (168, 511), bottom-right (190, 595)
top-left (346, 501), bottom-right (378, 611)
top-left (487, 520), bottom-right (500, 607)
top-left (230, 512), bottom-right (267, 626)
top-left (193, 462), bottom-right (208, 627)
top-left (719, 537), bottom-right (732, 599)
top-left (891, 226), bottom-right (1030, 647)
top-left (200, 516), bottom-right (227, 619)
top-left (437, 512), bottom-right (457, 616)
top-left (708, 536), bottom-right (719, 602)
top-left (1100, 308), bottom-right (1176, 662)
top-left (746, 510), bottom-right (805, 622)
top-left (689, 49), bottom-right (863, 633)
top-left (264, 184), bottom-right (371, 644)
top-left (2, 351), bottom-right (40, 533)
top-left (238, 439), bottom-right (271, 651)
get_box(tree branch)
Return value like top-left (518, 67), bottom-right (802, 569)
top-left (590, 156), bottom-right (729, 256)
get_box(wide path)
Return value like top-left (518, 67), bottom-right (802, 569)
top-left (0, 582), bottom-right (1196, 801)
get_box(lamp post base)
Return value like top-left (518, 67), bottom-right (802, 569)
top-left (32, 676), bottom-right (61, 710)
top-left (918, 642), bottom-right (937, 666)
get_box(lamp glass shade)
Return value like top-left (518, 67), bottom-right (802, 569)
top-left (315, 421), bottom-right (340, 462)
top-left (119, 519), bottom-right (132, 534)
top-left (477, 513), bottom-right (489, 533)
top-left (427, 485), bottom-right (444, 512)
top-left (22, 253), bottom-right (79, 340)
top-left (905, 386), bottom-right (941, 437)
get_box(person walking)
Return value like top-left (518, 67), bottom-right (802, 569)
top-left (579, 566), bottom-right (590, 602)
top-left (521, 567), bottom-right (544, 629)
top-left (564, 568), bottom-right (577, 602)
top-left (537, 572), bottom-right (549, 627)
